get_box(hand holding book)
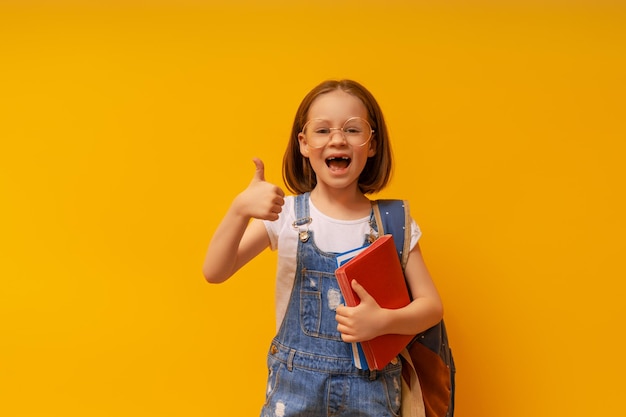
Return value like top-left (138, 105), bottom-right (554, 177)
top-left (335, 279), bottom-right (387, 343)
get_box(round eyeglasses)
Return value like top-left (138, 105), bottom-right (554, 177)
top-left (300, 117), bottom-right (374, 149)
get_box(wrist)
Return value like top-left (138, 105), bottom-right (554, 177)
top-left (374, 308), bottom-right (394, 338)
top-left (228, 196), bottom-right (254, 223)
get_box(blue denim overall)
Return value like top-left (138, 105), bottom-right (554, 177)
top-left (260, 193), bottom-right (403, 417)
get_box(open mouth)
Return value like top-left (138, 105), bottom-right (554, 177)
top-left (326, 156), bottom-right (351, 170)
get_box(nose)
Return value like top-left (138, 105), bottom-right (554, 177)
top-left (327, 128), bottom-right (347, 145)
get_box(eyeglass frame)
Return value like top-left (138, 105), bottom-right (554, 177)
top-left (299, 116), bottom-right (375, 149)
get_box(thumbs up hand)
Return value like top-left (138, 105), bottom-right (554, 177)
top-left (234, 158), bottom-right (285, 221)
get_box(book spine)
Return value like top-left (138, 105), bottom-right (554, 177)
top-left (360, 339), bottom-right (379, 370)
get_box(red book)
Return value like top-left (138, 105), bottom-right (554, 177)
top-left (335, 235), bottom-right (414, 370)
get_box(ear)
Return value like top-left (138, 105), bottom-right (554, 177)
top-left (367, 137), bottom-right (377, 158)
top-left (298, 132), bottom-right (310, 157)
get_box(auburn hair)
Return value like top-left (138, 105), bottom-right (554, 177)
top-left (282, 79), bottom-right (393, 195)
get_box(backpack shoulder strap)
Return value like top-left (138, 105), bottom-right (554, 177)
top-left (372, 199), bottom-right (411, 269)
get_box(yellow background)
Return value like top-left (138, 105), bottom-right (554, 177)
top-left (1, 1), bottom-right (625, 416)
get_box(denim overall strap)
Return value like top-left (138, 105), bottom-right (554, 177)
top-left (292, 192), bottom-right (313, 243)
top-left (294, 192), bottom-right (310, 222)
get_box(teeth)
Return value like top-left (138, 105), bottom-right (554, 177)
top-left (325, 156), bottom-right (351, 168)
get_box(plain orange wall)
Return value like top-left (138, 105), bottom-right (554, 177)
top-left (1, 1), bottom-right (625, 416)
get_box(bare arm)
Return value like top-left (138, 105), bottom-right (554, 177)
top-left (202, 158), bottom-right (285, 283)
top-left (336, 243), bottom-right (443, 342)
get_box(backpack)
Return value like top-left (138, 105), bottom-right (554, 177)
top-left (372, 199), bottom-right (456, 417)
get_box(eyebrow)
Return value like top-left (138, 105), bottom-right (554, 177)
top-left (307, 117), bottom-right (363, 123)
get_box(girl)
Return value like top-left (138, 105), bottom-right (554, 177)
top-left (203, 79), bottom-right (443, 416)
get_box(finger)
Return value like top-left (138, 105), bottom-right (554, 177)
top-left (335, 304), bottom-right (349, 317)
top-left (336, 321), bottom-right (352, 334)
top-left (335, 310), bottom-right (347, 323)
top-left (273, 194), bottom-right (285, 207)
top-left (339, 328), bottom-right (356, 343)
top-left (252, 157), bottom-right (265, 182)
top-left (351, 280), bottom-right (372, 302)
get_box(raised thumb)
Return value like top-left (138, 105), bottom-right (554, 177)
top-left (351, 279), bottom-right (372, 303)
top-left (252, 157), bottom-right (265, 182)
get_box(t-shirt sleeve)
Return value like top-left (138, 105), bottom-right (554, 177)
top-left (263, 195), bottom-right (294, 251)
top-left (264, 219), bottom-right (279, 251)
top-left (409, 218), bottom-right (422, 252)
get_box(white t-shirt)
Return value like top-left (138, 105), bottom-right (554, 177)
top-left (263, 195), bottom-right (422, 330)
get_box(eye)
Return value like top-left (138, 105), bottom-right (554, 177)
top-left (344, 127), bottom-right (363, 134)
top-left (314, 127), bottom-right (331, 135)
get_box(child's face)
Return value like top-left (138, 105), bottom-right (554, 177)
top-left (298, 90), bottom-right (376, 193)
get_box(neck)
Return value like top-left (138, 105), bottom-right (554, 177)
top-left (309, 186), bottom-right (371, 220)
